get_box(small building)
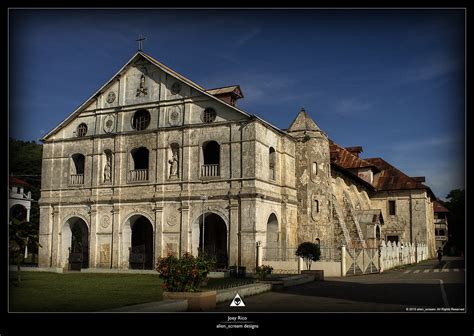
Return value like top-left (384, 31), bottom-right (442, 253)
top-left (433, 200), bottom-right (449, 249)
top-left (9, 176), bottom-right (33, 223)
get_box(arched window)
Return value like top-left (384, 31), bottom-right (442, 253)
top-left (77, 123), bottom-right (88, 137)
top-left (376, 226), bottom-right (381, 239)
top-left (202, 108), bottom-right (217, 123)
top-left (265, 213), bottom-right (279, 259)
top-left (70, 153), bottom-right (85, 185)
top-left (132, 110), bottom-right (151, 131)
top-left (129, 147), bottom-right (149, 182)
top-left (269, 147), bottom-right (276, 180)
top-left (201, 141), bottom-right (220, 177)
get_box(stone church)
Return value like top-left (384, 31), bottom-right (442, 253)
top-left (38, 51), bottom-right (436, 271)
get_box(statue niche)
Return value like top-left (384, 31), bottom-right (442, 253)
top-left (168, 144), bottom-right (179, 179)
top-left (103, 150), bottom-right (112, 183)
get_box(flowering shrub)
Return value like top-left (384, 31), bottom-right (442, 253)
top-left (255, 265), bottom-right (273, 280)
top-left (155, 252), bottom-right (215, 292)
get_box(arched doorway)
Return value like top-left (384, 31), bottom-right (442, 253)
top-left (265, 213), bottom-right (279, 260)
top-left (198, 213), bottom-right (228, 268)
top-left (61, 217), bottom-right (89, 269)
top-left (10, 204), bottom-right (27, 222)
top-left (126, 215), bottom-right (154, 269)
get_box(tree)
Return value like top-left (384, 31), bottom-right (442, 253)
top-left (444, 189), bottom-right (465, 255)
top-left (295, 242), bottom-right (321, 270)
top-left (9, 218), bottom-right (41, 285)
top-left (9, 137), bottom-right (43, 260)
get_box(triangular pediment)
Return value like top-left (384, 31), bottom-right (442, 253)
top-left (41, 52), bottom-right (256, 141)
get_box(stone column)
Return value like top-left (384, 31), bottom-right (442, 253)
top-left (228, 200), bottom-right (239, 267)
top-left (256, 241), bottom-right (263, 268)
top-left (51, 207), bottom-right (61, 269)
top-left (341, 245), bottom-right (346, 277)
top-left (179, 202), bottom-right (190, 255)
top-left (111, 207), bottom-right (120, 268)
top-left (89, 205), bottom-right (98, 268)
top-left (154, 205), bottom-right (163, 259)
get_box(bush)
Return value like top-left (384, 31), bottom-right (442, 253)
top-left (155, 252), bottom-right (215, 292)
top-left (295, 242), bottom-right (321, 270)
top-left (255, 265), bottom-right (273, 280)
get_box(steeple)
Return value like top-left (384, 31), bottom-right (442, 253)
top-left (287, 108), bottom-right (321, 132)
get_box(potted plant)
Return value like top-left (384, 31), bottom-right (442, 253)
top-left (255, 265), bottom-right (273, 281)
top-left (295, 242), bottom-right (324, 280)
top-left (156, 252), bottom-right (216, 311)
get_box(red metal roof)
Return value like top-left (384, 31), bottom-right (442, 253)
top-left (329, 140), bottom-right (379, 171)
top-left (433, 200), bottom-right (450, 213)
top-left (9, 176), bottom-right (31, 187)
top-left (364, 157), bottom-right (436, 199)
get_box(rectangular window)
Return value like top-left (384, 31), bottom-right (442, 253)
top-left (388, 200), bottom-right (396, 215)
top-left (387, 235), bottom-right (399, 243)
top-left (312, 162), bottom-right (318, 176)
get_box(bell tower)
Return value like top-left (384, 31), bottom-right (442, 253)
top-left (287, 108), bottom-right (333, 245)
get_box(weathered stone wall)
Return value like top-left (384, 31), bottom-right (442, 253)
top-left (370, 190), bottom-right (436, 256)
top-left (38, 66), bottom-right (298, 271)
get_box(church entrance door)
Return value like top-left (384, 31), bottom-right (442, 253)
top-left (130, 216), bottom-right (153, 269)
top-left (199, 213), bottom-right (228, 269)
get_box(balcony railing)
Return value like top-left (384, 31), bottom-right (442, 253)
top-left (435, 235), bottom-right (448, 241)
top-left (70, 174), bottom-right (84, 185)
top-left (128, 169), bottom-right (149, 182)
top-left (201, 164), bottom-right (220, 178)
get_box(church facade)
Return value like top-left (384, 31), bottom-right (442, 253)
top-left (38, 51), bottom-right (436, 271)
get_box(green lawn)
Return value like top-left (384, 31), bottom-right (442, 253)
top-left (9, 272), bottom-right (164, 312)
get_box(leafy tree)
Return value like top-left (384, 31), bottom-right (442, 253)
top-left (9, 218), bottom-right (41, 285)
top-left (444, 189), bottom-right (465, 255)
top-left (295, 242), bottom-right (321, 270)
top-left (9, 137), bottom-right (43, 258)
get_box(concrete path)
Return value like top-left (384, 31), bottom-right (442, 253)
top-left (212, 256), bottom-right (465, 312)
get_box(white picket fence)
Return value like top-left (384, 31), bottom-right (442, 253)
top-left (379, 241), bottom-right (429, 271)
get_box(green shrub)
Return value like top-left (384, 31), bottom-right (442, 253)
top-left (155, 252), bottom-right (215, 292)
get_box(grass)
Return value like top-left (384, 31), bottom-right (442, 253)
top-left (9, 272), bottom-right (163, 312)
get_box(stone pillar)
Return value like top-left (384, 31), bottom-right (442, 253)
top-left (89, 205), bottom-right (98, 268)
top-left (111, 207), bottom-right (120, 268)
top-left (51, 207), bottom-right (61, 269)
top-left (298, 257), bottom-right (304, 274)
top-left (154, 205), bottom-right (163, 260)
top-left (180, 203), bottom-right (190, 255)
top-left (256, 241), bottom-right (263, 268)
top-left (228, 200), bottom-right (240, 267)
top-left (341, 245), bottom-right (346, 277)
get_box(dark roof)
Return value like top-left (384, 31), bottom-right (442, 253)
top-left (365, 157), bottom-right (436, 199)
top-left (433, 200), bottom-right (449, 213)
top-left (329, 140), bottom-right (380, 171)
top-left (9, 176), bottom-right (31, 187)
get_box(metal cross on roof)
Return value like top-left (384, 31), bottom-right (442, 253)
top-left (136, 34), bottom-right (146, 51)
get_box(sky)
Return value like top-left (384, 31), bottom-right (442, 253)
top-left (9, 8), bottom-right (465, 200)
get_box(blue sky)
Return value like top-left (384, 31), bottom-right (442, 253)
top-left (9, 9), bottom-right (465, 200)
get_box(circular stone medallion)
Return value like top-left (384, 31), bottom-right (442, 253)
top-left (103, 114), bottom-right (115, 133)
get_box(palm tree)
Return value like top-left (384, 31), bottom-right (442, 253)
top-left (9, 218), bottom-right (41, 285)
